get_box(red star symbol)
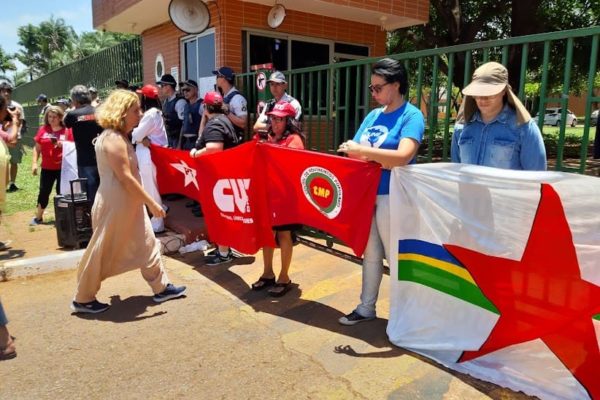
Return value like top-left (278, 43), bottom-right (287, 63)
top-left (445, 184), bottom-right (600, 398)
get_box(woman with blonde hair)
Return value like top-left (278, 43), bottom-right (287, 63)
top-left (30, 105), bottom-right (73, 225)
top-left (71, 89), bottom-right (186, 314)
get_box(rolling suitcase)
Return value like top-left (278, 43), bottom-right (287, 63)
top-left (54, 178), bottom-right (92, 249)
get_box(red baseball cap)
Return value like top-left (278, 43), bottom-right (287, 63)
top-left (136, 84), bottom-right (159, 99)
top-left (204, 91), bottom-right (223, 106)
top-left (267, 101), bottom-right (296, 118)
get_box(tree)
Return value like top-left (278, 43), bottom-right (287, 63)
top-left (388, 0), bottom-right (600, 92)
top-left (15, 16), bottom-right (136, 81)
top-left (0, 45), bottom-right (16, 75)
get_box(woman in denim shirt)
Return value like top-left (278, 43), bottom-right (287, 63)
top-left (451, 62), bottom-right (546, 171)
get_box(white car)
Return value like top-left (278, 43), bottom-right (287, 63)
top-left (543, 108), bottom-right (578, 127)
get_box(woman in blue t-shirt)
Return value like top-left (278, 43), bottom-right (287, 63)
top-left (337, 58), bottom-right (425, 326)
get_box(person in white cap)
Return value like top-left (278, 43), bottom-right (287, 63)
top-left (451, 61), bottom-right (546, 170)
top-left (253, 71), bottom-right (301, 132)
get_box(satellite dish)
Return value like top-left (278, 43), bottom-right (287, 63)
top-left (169, 0), bottom-right (210, 34)
top-left (267, 4), bottom-right (286, 29)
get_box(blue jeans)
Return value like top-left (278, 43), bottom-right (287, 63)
top-left (354, 195), bottom-right (390, 319)
top-left (78, 165), bottom-right (100, 205)
top-left (0, 299), bottom-right (8, 326)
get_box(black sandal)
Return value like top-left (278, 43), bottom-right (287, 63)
top-left (268, 281), bottom-right (292, 297)
top-left (251, 276), bottom-right (276, 291)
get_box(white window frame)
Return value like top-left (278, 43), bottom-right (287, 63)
top-left (180, 28), bottom-right (216, 83)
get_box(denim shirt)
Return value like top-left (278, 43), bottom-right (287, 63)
top-left (451, 105), bottom-right (547, 171)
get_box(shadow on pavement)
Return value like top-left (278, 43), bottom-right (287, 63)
top-left (180, 252), bottom-right (529, 400)
top-left (71, 294), bottom-right (186, 322)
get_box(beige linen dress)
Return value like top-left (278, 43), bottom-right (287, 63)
top-left (74, 130), bottom-right (168, 303)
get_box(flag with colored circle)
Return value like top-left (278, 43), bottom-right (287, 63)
top-left (387, 163), bottom-right (600, 400)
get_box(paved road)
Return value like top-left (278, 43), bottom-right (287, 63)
top-left (0, 245), bottom-right (529, 399)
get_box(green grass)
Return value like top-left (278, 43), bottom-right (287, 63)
top-left (5, 145), bottom-right (43, 216)
top-left (540, 125), bottom-right (596, 141)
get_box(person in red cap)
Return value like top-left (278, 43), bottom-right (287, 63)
top-left (131, 84), bottom-right (169, 233)
top-left (190, 91), bottom-right (239, 265)
top-left (250, 100), bottom-right (305, 297)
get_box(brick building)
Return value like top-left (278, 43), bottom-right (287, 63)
top-left (92, 0), bottom-right (429, 93)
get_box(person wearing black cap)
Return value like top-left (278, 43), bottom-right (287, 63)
top-left (179, 79), bottom-right (202, 150)
top-left (89, 87), bottom-right (101, 107)
top-left (156, 74), bottom-right (186, 148)
top-left (37, 94), bottom-right (49, 126)
top-left (115, 79), bottom-right (129, 90)
top-left (204, 66), bottom-right (248, 141)
top-left (253, 71), bottom-right (301, 133)
top-left (55, 98), bottom-right (70, 112)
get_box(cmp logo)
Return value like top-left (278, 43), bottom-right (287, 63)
top-left (301, 167), bottom-right (343, 219)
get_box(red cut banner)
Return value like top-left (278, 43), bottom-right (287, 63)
top-left (151, 141), bottom-right (380, 256)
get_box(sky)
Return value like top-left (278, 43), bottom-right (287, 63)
top-left (0, 1), bottom-right (94, 72)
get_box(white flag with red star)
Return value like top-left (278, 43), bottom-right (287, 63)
top-left (388, 163), bottom-right (600, 400)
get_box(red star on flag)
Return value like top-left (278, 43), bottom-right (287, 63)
top-left (445, 184), bottom-right (600, 398)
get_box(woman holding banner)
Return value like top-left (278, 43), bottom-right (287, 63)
top-left (71, 89), bottom-right (186, 314)
top-left (251, 101), bottom-right (305, 297)
top-left (337, 58), bottom-right (425, 325)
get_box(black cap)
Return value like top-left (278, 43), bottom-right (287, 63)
top-left (36, 93), bottom-right (48, 101)
top-left (156, 74), bottom-right (177, 87)
top-left (179, 79), bottom-right (198, 89)
top-left (115, 79), bottom-right (129, 87)
top-left (212, 67), bottom-right (235, 81)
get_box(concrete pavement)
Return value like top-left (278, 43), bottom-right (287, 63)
top-left (0, 244), bottom-right (530, 399)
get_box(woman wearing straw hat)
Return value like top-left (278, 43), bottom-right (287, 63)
top-left (451, 61), bottom-right (546, 170)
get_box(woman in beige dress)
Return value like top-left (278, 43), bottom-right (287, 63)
top-left (71, 89), bottom-right (186, 314)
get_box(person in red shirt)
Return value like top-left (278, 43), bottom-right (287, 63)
top-left (31, 105), bottom-right (73, 225)
top-left (251, 101), bottom-right (305, 297)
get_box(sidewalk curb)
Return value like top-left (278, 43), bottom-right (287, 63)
top-left (0, 250), bottom-right (84, 281)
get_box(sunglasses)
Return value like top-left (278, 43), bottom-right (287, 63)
top-left (368, 82), bottom-right (391, 94)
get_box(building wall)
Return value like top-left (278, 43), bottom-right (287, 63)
top-left (140, 0), bottom-right (387, 84)
top-left (92, 0), bottom-right (141, 28)
top-left (320, 0), bottom-right (429, 21)
top-left (142, 22), bottom-right (184, 85)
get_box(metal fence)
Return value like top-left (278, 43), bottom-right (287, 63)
top-left (237, 26), bottom-right (600, 174)
top-left (12, 38), bottom-right (142, 105)
top-left (11, 28), bottom-right (600, 172)
top-left (12, 37), bottom-right (143, 145)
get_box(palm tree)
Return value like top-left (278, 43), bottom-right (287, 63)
top-left (0, 46), bottom-right (16, 75)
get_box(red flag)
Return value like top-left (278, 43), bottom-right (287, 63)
top-left (258, 143), bottom-right (380, 256)
top-left (152, 142), bottom-right (380, 256)
top-left (194, 142), bottom-right (276, 254)
top-left (151, 145), bottom-right (202, 202)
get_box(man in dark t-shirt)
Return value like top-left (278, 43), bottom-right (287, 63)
top-left (64, 85), bottom-right (103, 204)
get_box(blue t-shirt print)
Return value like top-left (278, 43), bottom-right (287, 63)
top-left (353, 102), bottom-right (425, 195)
top-left (359, 125), bottom-right (389, 148)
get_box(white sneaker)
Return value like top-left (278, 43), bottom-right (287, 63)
top-left (30, 217), bottom-right (43, 226)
